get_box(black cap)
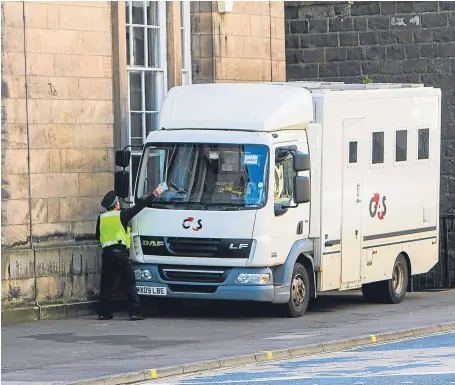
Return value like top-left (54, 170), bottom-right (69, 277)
top-left (101, 190), bottom-right (118, 210)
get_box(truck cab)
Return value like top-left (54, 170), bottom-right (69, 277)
top-left (115, 83), bottom-right (317, 317)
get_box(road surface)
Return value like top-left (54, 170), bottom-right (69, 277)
top-left (153, 331), bottom-right (455, 385)
top-left (1, 289), bottom-right (455, 384)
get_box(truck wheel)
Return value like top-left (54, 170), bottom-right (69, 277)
top-left (377, 254), bottom-right (409, 304)
top-left (280, 263), bottom-right (310, 318)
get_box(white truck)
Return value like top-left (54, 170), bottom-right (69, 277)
top-left (114, 81), bottom-right (441, 317)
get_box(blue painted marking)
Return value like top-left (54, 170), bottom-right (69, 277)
top-left (355, 332), bottom-right (455, 352)
top-left (155, 331), bottom-right (455, 385)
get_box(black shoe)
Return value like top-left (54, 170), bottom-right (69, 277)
top-left (130, 314), bottom-right (145, 321)
top-left (98, 314), bottom-right (113, 320)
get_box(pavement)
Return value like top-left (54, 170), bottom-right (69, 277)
top-left (1, 289), bottom-right (455, 385)
top-left (152, 331), bottom-right (455, 385)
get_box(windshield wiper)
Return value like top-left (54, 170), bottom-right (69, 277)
top-left (148, 201), bottom-right (259, 211)
top-left (148, 202), bottom-right (170, 209)
top-left (153, 201), bottom-right (210, 210)
top-left (200, 202), bottom-right (261, 211)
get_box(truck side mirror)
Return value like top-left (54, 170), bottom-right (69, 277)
top-left (115, 171), bottom-right (130, 198)
top-left (115, 150), bottom-right (131, 168)
top-left (294, 176), bottom-right (310, 204)
top-left (293, 153), bottom-right (311, 172)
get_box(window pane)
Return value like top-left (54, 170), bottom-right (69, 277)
top-left (372, 132), bottom-right (384, 164)
top-left (132, 1), bottom-right (144, 24)
top-left (129, 72), bottom-right (142, 111)
top-left (145, 72), bottom-right (159, 111)
top-left (146, 1), bottom-right (159, 26)
top-left (136, 144), bottom-right (269, 207)
top-left (131, 154), bottom-right (141, 196)
top-left (275, 148), bottom-right (297, 204)
top-left (396, 130), bottom-right (407, 162)
top-left (146, 112), bottom-right (159, 133)
top-left (418, 128), bottom-right (429, 160)
top-left (126, 2), bottom-right (130, 24)
top-left (126, 27), bottom-right (131, 66)
top-left (139, 150), bottom-right (165, 197)
top-left (132, 27), bottom-right (145, 66)
top-left (181, 28), bottom-right (186, 70)
top-left (349, 141), bottom-right (357, 163)
top-left (130, 113), bottom-right (143, 145)
top-left (147, 28), bottom-right (160, 68)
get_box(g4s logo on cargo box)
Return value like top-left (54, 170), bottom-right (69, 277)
top-left (182, 217), bottom-right (203, 232)
top-left (369, 193), bottom-right (387, 220)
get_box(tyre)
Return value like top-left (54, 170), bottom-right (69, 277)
top-left (365, 254), bottom-right (409, 304)
top-left (279, 263), bottom-right (311, 318)
top-left (380, 254), bottom-right (409, 304)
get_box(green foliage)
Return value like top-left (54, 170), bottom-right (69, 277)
top-left (362, 75), bottom-right (373, 84)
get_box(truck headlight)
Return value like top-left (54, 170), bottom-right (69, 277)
top-left (134, 269), bottom-right (153, 280)
top-left (236, 273), bottom-right (270, 284)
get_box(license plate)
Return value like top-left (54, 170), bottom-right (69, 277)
top-left (137, 286), bottom-right (167, 296)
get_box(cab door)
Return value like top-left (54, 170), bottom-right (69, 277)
top-left (341, 119), bottom-right (366, 287)
top-left (271, 142), bottom-right (310, 261)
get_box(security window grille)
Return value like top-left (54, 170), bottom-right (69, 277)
top-left (418, 128), bottom-right (430, 160)
top-left (372, 131), bottom-right (384, 164)
top-left (395, 129), bottom-right (407, 162)
top-left (349, 141), bottom-right (358, 164)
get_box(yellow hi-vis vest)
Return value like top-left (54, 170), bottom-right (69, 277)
top-left (99, 211), bottom-right (131, 249)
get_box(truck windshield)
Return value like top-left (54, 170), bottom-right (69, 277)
top-left (135, 143), bottom-right (269, 210)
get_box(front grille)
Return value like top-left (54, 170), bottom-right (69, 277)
top-left (168, 284), bottom-right (218, 294)
top-left (166, 237), bottom-right (221, 257)
top-left (158, 265), bottom-right (230, 283)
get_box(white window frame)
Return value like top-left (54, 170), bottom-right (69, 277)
top-left (180, 1), bottom-right (192, 85)
top-left (126, 1), bottom-right (167, 199)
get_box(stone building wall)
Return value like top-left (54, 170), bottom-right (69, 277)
top-left (191, 1), bottom-right (286, 83)
top-left (1, 1), bottom-right (289, 324)
top-left (284, 1), bottom-right (455, 286)
top-left (1, 1), bottom-right (113, 317)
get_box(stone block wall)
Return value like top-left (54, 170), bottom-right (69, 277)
top-left (1, 1), bottom-right (113, 309)
top-left (284, 1), bottom-right (455, 287)
top-left (285, 1), bottom-right (455, 211)
top-left (191, 1), bottom-right (286, 83)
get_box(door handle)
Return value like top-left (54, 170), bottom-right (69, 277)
top-left (356, 183), bottom-right (362, 203)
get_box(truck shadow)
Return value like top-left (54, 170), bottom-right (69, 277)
top-left (140, 290), bottom-right (389, 320)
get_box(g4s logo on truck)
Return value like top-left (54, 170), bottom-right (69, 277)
top-left (369, 193), bottom-right (387, 220)
top-left (182, 217), bottom-right (203, 232)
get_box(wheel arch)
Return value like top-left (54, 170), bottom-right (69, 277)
top-left (297, 253), bottom-right (316, 299)
top-left (273, 239), bottom-right (316, 299)
top-left (399, 251), bottom-right (412, 291)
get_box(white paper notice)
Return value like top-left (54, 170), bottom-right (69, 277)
top-left (244, 154), bottom-right (258, 165)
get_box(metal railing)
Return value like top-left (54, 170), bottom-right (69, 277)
top-left (412, 209), bottom-right (455, 290)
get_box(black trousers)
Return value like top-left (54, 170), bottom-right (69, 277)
top-left (98, 248), bottom-right (142, 317)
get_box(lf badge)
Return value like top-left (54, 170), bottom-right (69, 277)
top-left (229, 243), bottom-right (249, 250)
top-left (182, 217), bottom-right (203, 232)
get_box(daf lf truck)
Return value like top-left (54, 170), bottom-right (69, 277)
top-left (114, 81), bottom-right (441, 317)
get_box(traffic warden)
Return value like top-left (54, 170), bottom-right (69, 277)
top-left (96, 187), bottom-right (163, 321)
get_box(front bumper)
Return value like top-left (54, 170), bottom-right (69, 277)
top-left (132, 264), bottom-right (290, 304)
